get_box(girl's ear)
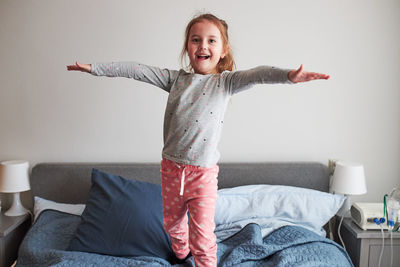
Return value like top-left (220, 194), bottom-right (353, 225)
top-left (221, 44), bottom-right (230, 59)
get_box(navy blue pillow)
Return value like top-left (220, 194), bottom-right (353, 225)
top-left (67, 168), bottom-right (173, 259)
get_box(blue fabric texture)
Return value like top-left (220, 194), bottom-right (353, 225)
top-left (217, 223), bottom-right (354, 267)
top-left (17, 210), bottom-right (353, 267)
top-left (17, 210), bottom-right (177, 267)
top-left (67, 169), bottom-right (173, 260)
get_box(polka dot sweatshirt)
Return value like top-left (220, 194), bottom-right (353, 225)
top-left (91, 62), bottom-right (292, 167)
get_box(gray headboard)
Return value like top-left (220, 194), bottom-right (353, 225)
top-left (24, 162), bottom-right (328, 210)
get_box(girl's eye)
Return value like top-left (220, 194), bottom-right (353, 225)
top-left (192, 38), bottom-right (200, 43)
top-left (210, 39), bottom-right (216, 43)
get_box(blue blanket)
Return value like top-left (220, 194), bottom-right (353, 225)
top-left (217, 223), bottom-right (353, 267)
top-left (17, 210), bottom-right (352, 267)
top-left (17, 211), bottom-right (173, 267)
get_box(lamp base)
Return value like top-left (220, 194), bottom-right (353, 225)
top-left (337, 195), bottom-right (351, 218)
top-left (4, 192), bottom-right (29, 216)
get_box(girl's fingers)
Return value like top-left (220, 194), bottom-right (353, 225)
top-left (298, 64), bottom-right (304, 74)
top-left (310, 72), bottom-right (330, 80)
top-left (66, 62), bottom-right (91, 72)
top-left (66, 63), bottom-right (81, 71)
top-left (67, 64), bottom-right (80, 71)
top-left (302, 71), bottom-right (330, 81)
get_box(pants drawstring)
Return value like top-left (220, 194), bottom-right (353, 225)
top-left (179, 167), bottom-right (186, 196)
top-left (174, 163), bottom-right (186, 196)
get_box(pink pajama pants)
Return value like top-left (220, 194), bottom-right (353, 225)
top-left (160, 158), bottom-right (219, 267)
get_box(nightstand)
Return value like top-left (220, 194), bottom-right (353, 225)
top-left (0, 213), bottom-right (30, 267)
top-left (336, 217), bottom-right (400, 267)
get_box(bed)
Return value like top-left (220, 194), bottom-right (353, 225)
top-left (16, 162), bottom-right (353, 266)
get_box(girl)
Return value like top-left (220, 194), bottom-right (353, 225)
top-left (67, 13), bottom-right (329, 267)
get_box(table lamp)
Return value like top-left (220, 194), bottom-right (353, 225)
top-left (331, 161), bottom-right (367, 250)
top-left (0, 160), bottom-right (31, 216)
top-left (331, 161), bottom-right (367, 216)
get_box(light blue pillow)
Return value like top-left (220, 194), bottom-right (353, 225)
top-left (215, 185), bottom-right (345, 238)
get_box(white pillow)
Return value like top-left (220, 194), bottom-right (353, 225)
top-left (215, 185), bottom-right (345, 240)
top-left (34, 196), bottom-right (85, 222)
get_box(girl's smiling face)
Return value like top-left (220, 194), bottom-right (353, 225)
top-left (187, 20), bottom-right (226, 75)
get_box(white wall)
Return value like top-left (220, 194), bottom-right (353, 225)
top-left (0, 0), bottom-right (399, 203)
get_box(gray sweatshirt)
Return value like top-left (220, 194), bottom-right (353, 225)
top-left (91, 62), bottom-right (292, 167)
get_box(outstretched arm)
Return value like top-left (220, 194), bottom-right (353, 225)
top-left (288, 64), bottom-right (330, 83)
top-left (225, 64), bottom-right (330, 95)
top-left (66, 61), bottom-right (179, 93)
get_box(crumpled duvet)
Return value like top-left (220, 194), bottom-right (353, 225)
top-left (217, 223), bottom-right (353, 267)
top-left (17, 210), bottom-right (352, 267)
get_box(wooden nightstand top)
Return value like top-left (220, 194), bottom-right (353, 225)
top-left (0, 213), bottom-right (30, 237)
top-left (342, 217), bottom-right (400, 239)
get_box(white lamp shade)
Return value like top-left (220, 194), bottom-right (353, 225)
top-left (331, 161), bottom-right (367, 195)
top-left (0, 160), bottom-right (30, 193)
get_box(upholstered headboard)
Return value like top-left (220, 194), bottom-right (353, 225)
top-left (24, 162), bottom-right (329, 210)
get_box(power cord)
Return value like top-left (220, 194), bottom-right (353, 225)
top-left (337, 215), bottom-right (346, 251)
top-left (390, 230), bottom-right (393, 267)
top-left (384, 193), bottom-right (396, 267)
top-left (371, 216), bottom-right (392, 267)
top-left (378, 224), bottom-right (384, 267)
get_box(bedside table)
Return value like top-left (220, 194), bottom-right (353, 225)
top-left (336, 217), bottom-right (400, 267)
top-left (0, 213), bottom-right (30, 267)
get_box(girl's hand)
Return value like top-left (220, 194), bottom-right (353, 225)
top-left (66, 61), bottom-right (91, 73)
top-left (288, 64), bottom-right (330, 83)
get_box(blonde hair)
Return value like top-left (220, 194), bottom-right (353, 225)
top-left (180, 13), bottom-right (236, 74)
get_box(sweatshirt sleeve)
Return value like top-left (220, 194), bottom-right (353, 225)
top-left (91, 61), bottom-right (179, 93)
top-left (224, 66), bottom-right (293, 95)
